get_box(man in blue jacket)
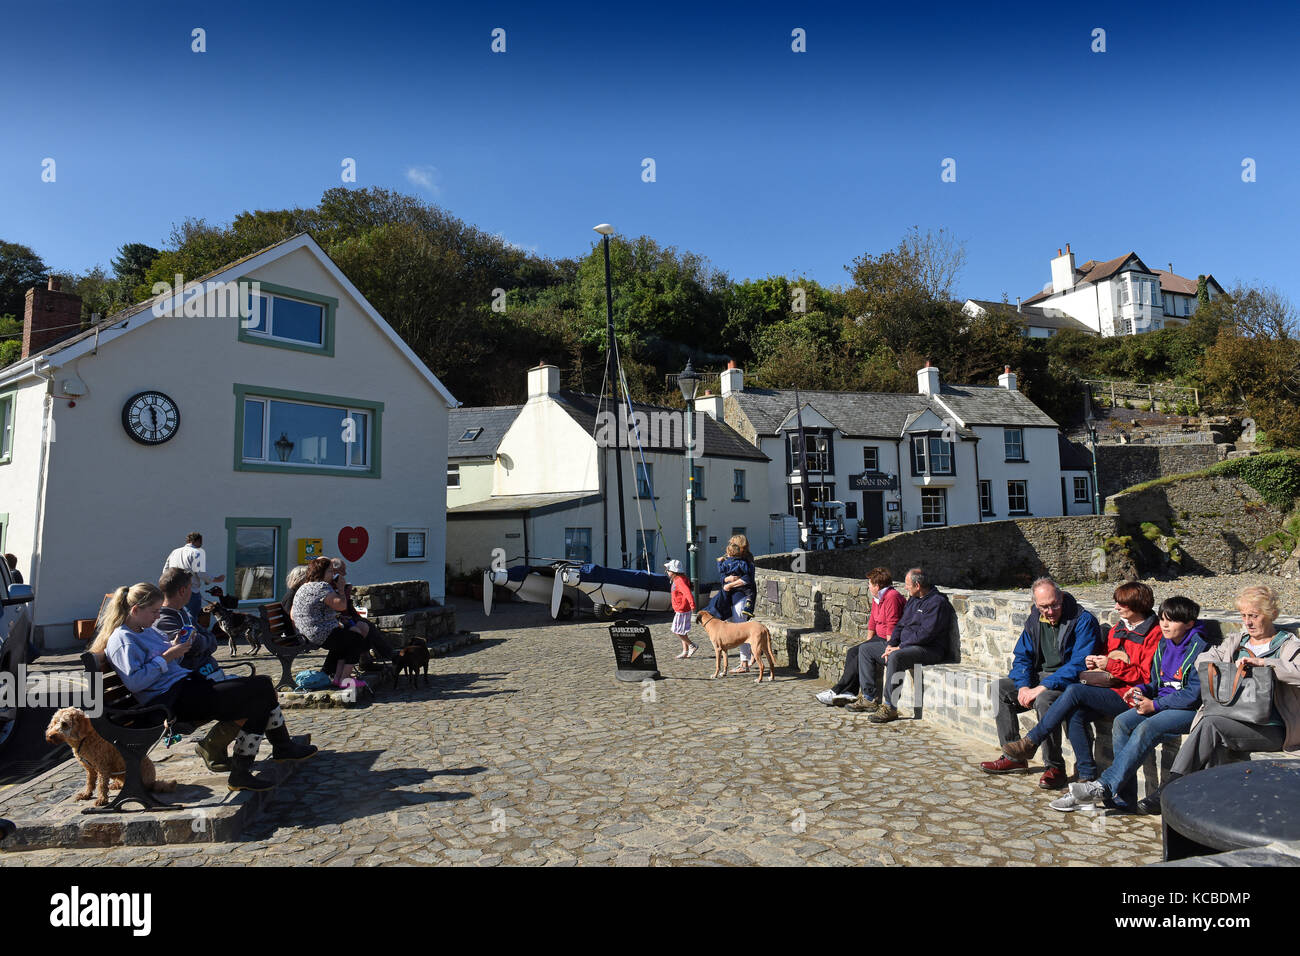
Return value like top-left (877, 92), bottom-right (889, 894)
top-left (856, 567), bottom-right (955, 724)
top-left (980, 577), bottom-right (1101, 789)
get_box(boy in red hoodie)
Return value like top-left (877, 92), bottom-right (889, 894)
top-left (665, 559), bottom-right (697, 659)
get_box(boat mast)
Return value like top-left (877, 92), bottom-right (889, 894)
top-left (600, 228), bottom-right (629, 568)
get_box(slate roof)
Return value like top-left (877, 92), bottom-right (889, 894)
top-left (1021, 255), bottom-right (1222, 308)
top-left (552, 391), bottom-right (768, 461)
top-left (1058, 434), bottom-right (1094, 471)
top-left (965, 300), bottom-right (1098, 334)
top-left (448, 491), bottom-right (600, 514)
top-left (448, 405), bottom-right (522, 459)
top-left (732, 383), bottom-right (1060, 438)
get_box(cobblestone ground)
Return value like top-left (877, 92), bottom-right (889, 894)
top-left (0, 599), bottom-right (1161, 867)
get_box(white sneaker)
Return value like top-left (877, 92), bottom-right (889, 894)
top-left (1068, 780), bottom-right (1107, 804)
top-left (815, 690), bottom-right (836, 706)
top-left (1050, 792), bottom-right (1084, 812)
top-left (832, 692), bottom-right (857, 704)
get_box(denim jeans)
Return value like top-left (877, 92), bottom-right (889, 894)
top-left (1027, 682), bottom-right (1130, 779)
top-left (1099, 706), bottom-right (1195, 809)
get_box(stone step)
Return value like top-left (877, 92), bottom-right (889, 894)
top-left (0, 732), bottom-right (309, 852)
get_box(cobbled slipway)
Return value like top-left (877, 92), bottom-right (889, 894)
top-left (0, 598), bottom-right (1162, 867)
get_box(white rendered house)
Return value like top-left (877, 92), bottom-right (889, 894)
top-left (445, 364), bottom-right (769, 585)
top-left (1008, 245), bottom-right (1224, 337)
top-left (0, 234), bottom-right (457, 649)
top-left (717, 362), bottom-right (1091, 550)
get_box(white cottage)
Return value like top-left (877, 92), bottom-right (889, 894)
top-left (719, 362), bottom-right (1090, 550)
top-left (446, 364), bottom-right (768, 585)
top-left (0, 234), bottom-right (457, 649)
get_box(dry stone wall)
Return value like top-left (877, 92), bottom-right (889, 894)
top-left (754, 516), bottom-right (1131, 589)
top-left (1097, 444), bottom-right (1225, 500)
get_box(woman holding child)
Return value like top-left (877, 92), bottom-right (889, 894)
top-left (91, 583), bottom-right (316, 792)
top-left (701, 534), bottom-right (756, 671)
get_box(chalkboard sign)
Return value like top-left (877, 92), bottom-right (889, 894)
top-left (608, 619), bottom-right (662, 682)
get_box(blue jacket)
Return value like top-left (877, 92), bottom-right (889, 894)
top-left (889, 586), bottom-right (955, 652)
top-left (1008, 592), bottom-right (1101, 691)
top-left (1135, 622), bottom-right (1207, 713)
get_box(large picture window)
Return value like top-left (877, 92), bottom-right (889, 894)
top-left (237, 279), bottom-right (337, 356)
top-left (234, 385), bottom-right (382, 478)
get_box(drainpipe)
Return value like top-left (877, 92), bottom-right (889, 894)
top-left (973, 437), bottom-right (983, 522)
top-left (29, 363), bottom-right (55, 644)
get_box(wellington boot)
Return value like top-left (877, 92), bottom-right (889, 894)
top-left (195, 721), bottom-right (240, 773)
top-left (227, 753), bottom-right (276, 792)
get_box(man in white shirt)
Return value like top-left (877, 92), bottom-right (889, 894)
top-left (163, 532), bottom-right (225, 618)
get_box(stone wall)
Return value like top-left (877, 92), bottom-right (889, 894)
top-left (350, 580), bottom-right (431, 614)
top-left (1106, 474), bottom-right (1294, 575)
top-left (1096, 444), bottom-right (1226, 500)
top-left (349, 579), bottom-right (455, 644)
top-left (754, 515), bottom-right (1132, 589)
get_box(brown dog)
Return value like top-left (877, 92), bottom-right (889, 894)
top-left (45, 707), bottom-right (177, 806)
top-left (391, 639), bottom-right (430, 688)
top-left (695, 610), bottom-right (777, 682)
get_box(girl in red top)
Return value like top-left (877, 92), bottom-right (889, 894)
top-left (665, 559), bottom-right (697, 659)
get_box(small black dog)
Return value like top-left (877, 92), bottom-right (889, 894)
top-left (204, 587), bottom-right (263, 655)
top-left (390, 639), bottom-right (430, 688)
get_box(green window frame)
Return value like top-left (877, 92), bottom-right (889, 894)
top-left (236, 278), bottom-right (337, 356)
top-left (233, 384), bottom-right (383, 479)
top-left (0, 389), bottom-right (15, 465)
top-left (224, 516), bottom-right (292, 607)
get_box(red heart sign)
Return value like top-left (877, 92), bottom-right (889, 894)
top-left (338, 526), bottom-right (369, 562)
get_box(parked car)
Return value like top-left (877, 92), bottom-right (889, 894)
top-left (0, 562), bottom-right (35, 757)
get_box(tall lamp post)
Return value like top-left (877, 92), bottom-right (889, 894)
top-left (1084, 393), bottom-right (1102, 516)
top-left (594, 223), bottom-right (628, 568)
top-left (677, 359), bottom-right (701, 602)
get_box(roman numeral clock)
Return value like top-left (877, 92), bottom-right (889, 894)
top-left (121, 390), bottom-right (180, 445)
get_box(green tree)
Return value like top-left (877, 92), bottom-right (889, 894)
top-left (0, 240), bottom-right (48, 320)
top-left (111, 243), bottom-right (161, 292)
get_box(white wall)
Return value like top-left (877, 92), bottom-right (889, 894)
top-left (23, 246), bottom-right (451, 646)
top-left (494, 398), bottom-right (599, 496)
top-left (447, 458), bottom-right (494, 507)
top-left (0, 381), bottom-right (51, 584)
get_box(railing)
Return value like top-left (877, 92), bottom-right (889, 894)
top-left (1082, 378), bottom-right (1199, 410)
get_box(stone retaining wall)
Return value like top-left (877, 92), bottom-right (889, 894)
top-left (1106, 474), bottom-right (1294, 576)
top-left (755, 516), bottom-right (1131, 588)
top-left (1097, 444), bottom-right (1226, 500)
top-left (350, 580), bottom-right (456, 643)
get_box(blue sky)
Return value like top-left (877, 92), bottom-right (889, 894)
top-left (3, 0), bottom-right (1298, 305)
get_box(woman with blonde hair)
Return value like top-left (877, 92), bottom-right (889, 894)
top-left (93, 582), bottom-right (316, 791)
top-left (700, 534), bottom-right (757, 671)
top-left (1149, 585), bottom-right (1300, 812)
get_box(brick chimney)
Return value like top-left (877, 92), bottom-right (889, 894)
top-left (23, 276), bottom-right (82, 359)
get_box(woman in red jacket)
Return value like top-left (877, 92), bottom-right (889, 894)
top-left (1002, 581), bottom-right (1161, 781)
top-left (665, 559), bottom-right (698, 659)
top-left (816, 567), bottom-right (906, 707)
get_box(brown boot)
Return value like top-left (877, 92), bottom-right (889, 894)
top-left (1002, 736), bottom-right (1040, 762)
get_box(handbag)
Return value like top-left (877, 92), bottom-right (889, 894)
top-left (1080, 669), bottom-right (1120, 687)
top-left (1199, 658), bottom-right (1276, 725)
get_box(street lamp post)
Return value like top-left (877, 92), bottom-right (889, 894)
top-left (677, 359), bottom-right (701, 603)
top-left (1084, 393), bottom-right (1102, 516)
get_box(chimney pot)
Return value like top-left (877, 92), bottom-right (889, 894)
top-left (48, 276), bottom-right (60, 292)
top-left (726, 359), bottom-right (737, 370)
top-left (1057, 249), bottom-right (1062, 257)
top-left (1066, 242), bottom-right (1071, 254)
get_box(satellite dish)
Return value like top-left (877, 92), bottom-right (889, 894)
top-left (482, 570), bottom-right (494, 617)
top-left (551, 570), bottom-right (565, 619)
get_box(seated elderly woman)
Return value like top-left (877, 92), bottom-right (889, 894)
top-left (292, 557), bottom-right (369, 688)
top-left (1002, 581), bottom-right (1162, 781)
top-left (1149, 585), bottom-right (1300, 808)
top-left (91, 582), bottom-right (316, 791)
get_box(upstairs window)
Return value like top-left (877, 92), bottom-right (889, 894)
top-left (239, 281), bottom-right (337, 355)
top-left (733, 469), bottom-right (747, 501)
top-left (912, 435), bottom-right (954, 475)
top-left (1004, 428), bottom-right (1025, 461)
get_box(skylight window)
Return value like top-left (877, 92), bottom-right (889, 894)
top-left (459, 427), bottom-right (484, 442)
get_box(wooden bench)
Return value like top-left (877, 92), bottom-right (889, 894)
top-left (78, 652), bottom-right (254, 813)
top-left (258, 602), bottom-right (310, 691)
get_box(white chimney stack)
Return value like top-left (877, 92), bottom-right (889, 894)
top-left (527, 361), bottom-right (560, 399)
top-left (998, 365), bottom-right (1017, 391)
top-left (1051, 243), bottom-right (1076, 294)
top-left (720, 360), bottom-right (743, 396)
top-left (697, 389), bottom-right (724, 420)
top-left (917, 361), bottom-right (940, 396)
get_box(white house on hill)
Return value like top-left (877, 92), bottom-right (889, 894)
top-left (718, 361), bottom-right (1092, 548)
top-left (0, 234), bottom-right (457, 648)
top-left (1008, 245), bottom-right (1224, 337)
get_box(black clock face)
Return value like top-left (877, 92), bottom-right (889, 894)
top-left (122, 390), bottom-right (180, 445)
